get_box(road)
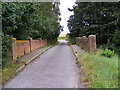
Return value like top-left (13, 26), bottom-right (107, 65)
top-left (4, 40), bottom-right (82, 88)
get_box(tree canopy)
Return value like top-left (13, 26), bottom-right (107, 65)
top-left (2, 2), bottom-right (61, 67)
top-left (68, 2), bottom-right (120, 52)
top-left (2, 2), bottom-right (61, 42)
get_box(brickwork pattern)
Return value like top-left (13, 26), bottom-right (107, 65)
top-left (76, 35), bottom-right (96, 53)
top-left (12, 38), bottom-right (47, 60)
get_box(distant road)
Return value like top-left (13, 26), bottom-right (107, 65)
top-left (4, 40), bottom-right (82, 88)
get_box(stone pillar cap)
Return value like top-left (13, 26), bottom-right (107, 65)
top-left (89, 35), bottom-right (96, 37)
top-left (38, 38), bottom-right (42, 40)
top-left (82, 36), bottom-right (87, 38)
top-left (28, 37), bottom-right (32, 40)
top-left (12, 38), bottom-right (16, 40)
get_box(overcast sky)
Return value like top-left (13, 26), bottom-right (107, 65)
top-left (59, 0), bottom-right (76, 34)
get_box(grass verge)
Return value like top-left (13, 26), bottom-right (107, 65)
top-left (77, 51), bottom-right (118, 88)
top-left (2, 59), bottom-right (25, 85)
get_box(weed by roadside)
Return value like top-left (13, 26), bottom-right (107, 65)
top-left (2, 59), bottom-right (25, 85)
top-left (101, 48), bottom-right (115, 58)
top-left (77, 51), bottom-right (118, 88)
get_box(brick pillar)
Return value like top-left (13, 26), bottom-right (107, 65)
top-left (43, 40), bottom-right (45, 46)
top-left (12, 38), bottom-right (17, 60)
top-left (38, 38), bottom-right (42, 48)
top-left (88, 35), bottom-right (96, 53)
top-left (76, 37), bottom-right (79, 44)
top-left (78, 37), bottom-right (81, 43)
top-left (82, 36), bottom-right (87, 50)
top-left (84, 38), bottom-right (89, 51)
top-left (41, 39), bottom-right (43, 47)
top-left (45, 39), bottom-right (47, 46)
top-left (78, 37), bottom-right (81, 47)
top-left (38, 38), bottom-right (41, 48)
top-left (29, 38), bottom-right (32, 52)
top-left (80, 37), bottom-right (83, 49)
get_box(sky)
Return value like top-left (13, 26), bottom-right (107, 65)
top-left (59, 0), bottom-right (76, 34)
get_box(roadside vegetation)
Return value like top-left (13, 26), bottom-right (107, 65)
top-left (66, 35), bottom-right (76, 45)
top-left (77, 49), bottom-right (118, 88)
top-left (67, 2), bottom-right (119, 88)
top-left (2, 59), bottom-right (25, 85)
top-left (57, 36), bottom-right (67, 40)
top-left (68, 2), bottom-right (120, 54)
top-left (68, 35), bottom-right (119, 88)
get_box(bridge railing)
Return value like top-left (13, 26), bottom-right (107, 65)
top-left (76, 35), bottom-right (96, 53)
top-left (11, 38), bottom-right (47, 60)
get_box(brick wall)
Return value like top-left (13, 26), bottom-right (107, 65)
top-left (76, 35), bottom-right (96, 53)
top-left (12, 38), bottom-right (47, 60)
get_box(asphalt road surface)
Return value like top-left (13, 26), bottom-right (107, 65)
top-left (4, 40), bottom-right (82, 88)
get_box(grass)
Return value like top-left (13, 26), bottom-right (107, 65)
top-left (2, 59), bottom-right (25, 85)
top-left (57, 36), bottom-right (67, 40)
top-left (77, 51), bottom-right (118, 88)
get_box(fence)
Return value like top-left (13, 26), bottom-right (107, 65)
top-left (12, 38), bottom-right (47, 60)
top-left (76, 35), bottom-right (96, 53)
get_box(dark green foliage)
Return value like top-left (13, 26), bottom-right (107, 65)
top-left (2, 2), bottom-right (60, 41)
top-left (101, 48), bottom-right (115, 58)
top-left (66, 35), bottom-right (76, 45)
top-left (2, 34), bottom-right (12, 68)
top-left (68, 2), bottom-right (120, 52)
top-left (2, 2), bottom-right (61, 67)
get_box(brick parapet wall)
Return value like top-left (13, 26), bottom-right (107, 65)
top-left (76, 35), bottom-right (96, 53)
top-left (12, 38), bottom-right (47, 60)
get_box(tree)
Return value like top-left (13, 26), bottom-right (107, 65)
top-left (2, 2), bottom-right (61, 67)
top-left (68, 2), bottom-right (120, 51)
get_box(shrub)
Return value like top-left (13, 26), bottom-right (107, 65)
top-left (2, 34), bottom-right (12, 68)
top-left (99, 43), bottom-right (119, 55)
top-left (101, 48), bottom-right (115, 58)
top-left (66, 35), bottom-right (76, 45)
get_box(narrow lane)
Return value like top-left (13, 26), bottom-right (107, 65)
top-left (5, 40), bottom-right (82, 88)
